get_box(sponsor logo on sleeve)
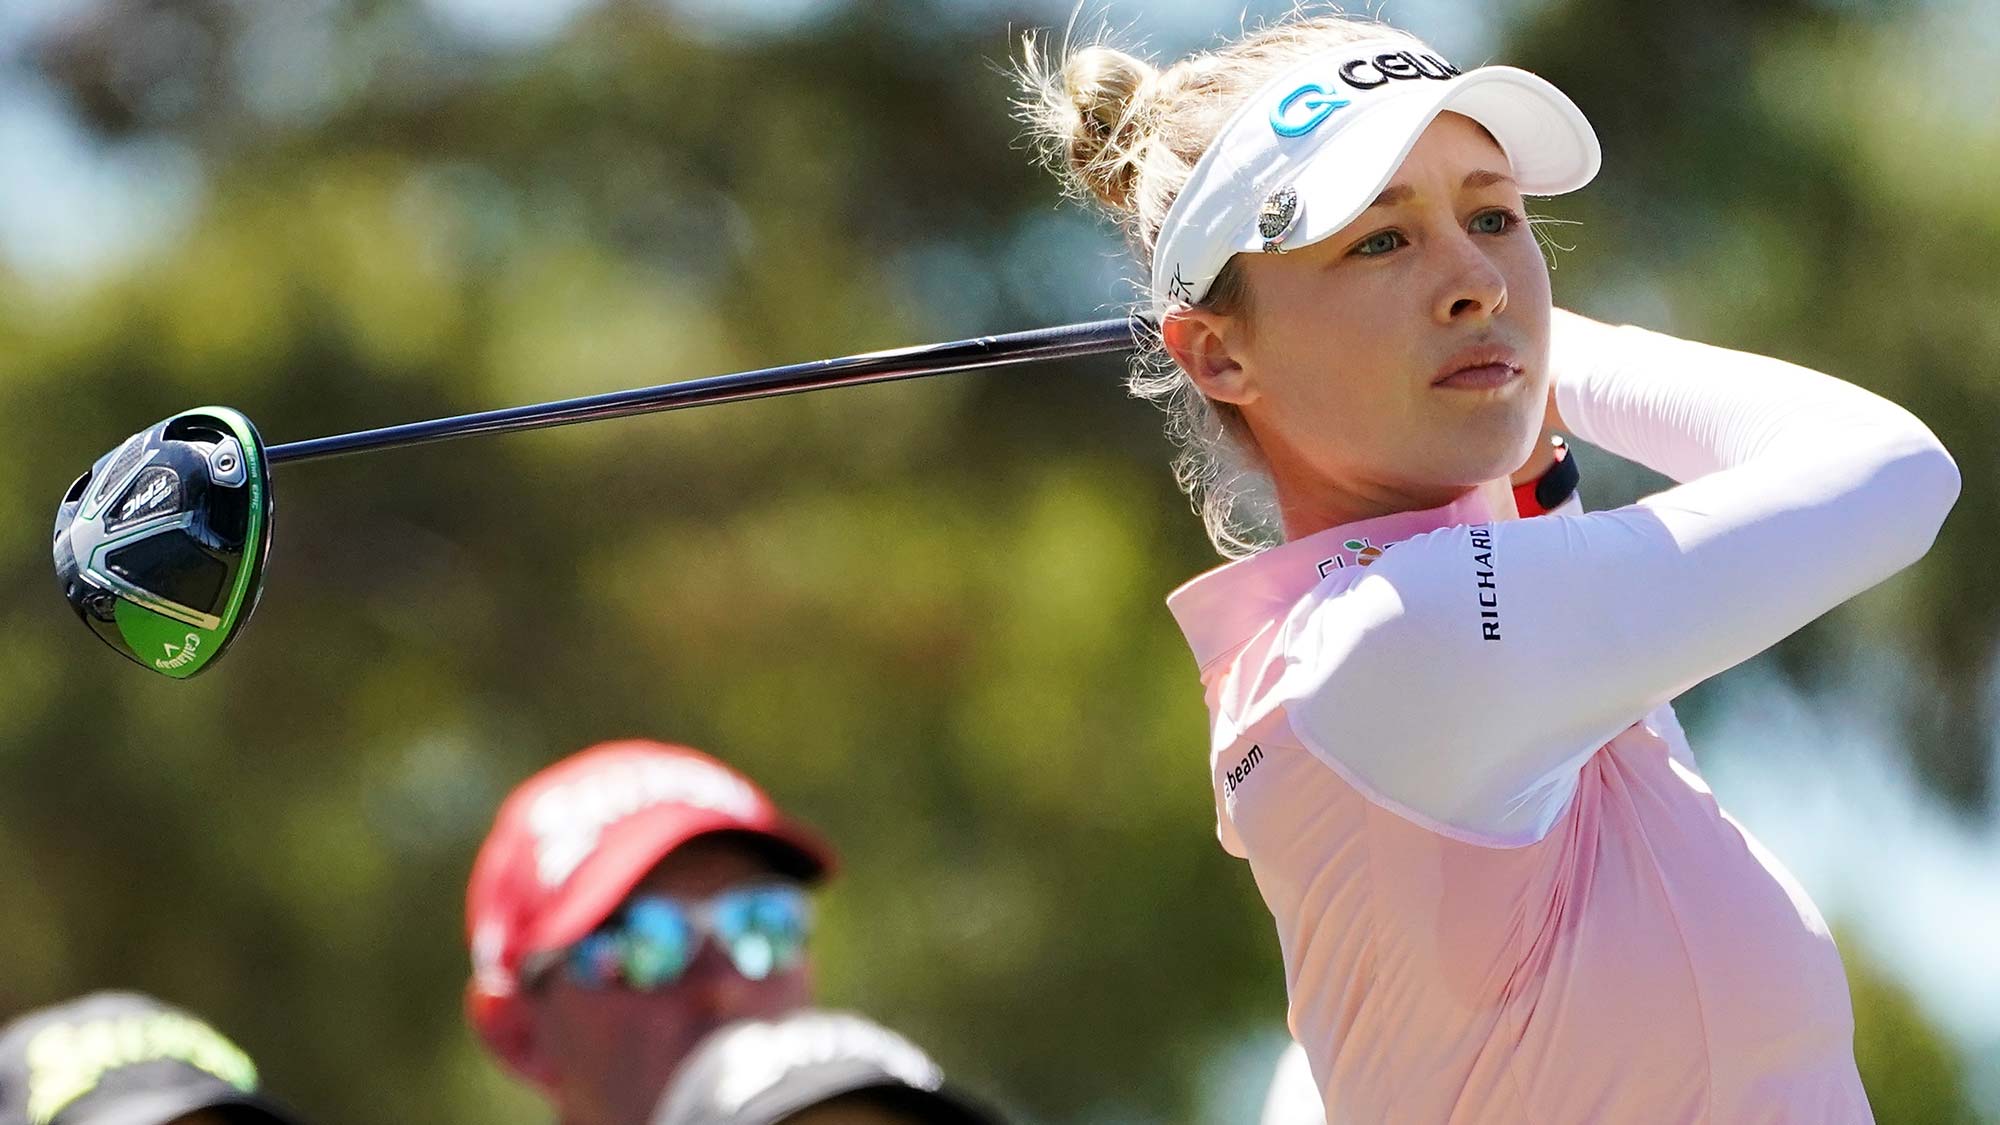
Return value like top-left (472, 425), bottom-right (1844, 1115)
top-left (1469, 524), bottom-right (1500, 640)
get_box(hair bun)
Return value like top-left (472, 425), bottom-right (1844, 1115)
top-left (1059, 45), bottom-right (1159, 214)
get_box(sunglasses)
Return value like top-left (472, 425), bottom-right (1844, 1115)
top-left (529, 884), bottom-right (813, 991)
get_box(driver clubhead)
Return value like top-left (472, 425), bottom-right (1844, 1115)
top-left (53, 407), bottom-right (272, 680)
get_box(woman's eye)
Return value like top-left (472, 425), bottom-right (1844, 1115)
top-left (1353, 230), bottom-right (1405, 257)
top-left (1471, 209), bottom-right (1516, 235)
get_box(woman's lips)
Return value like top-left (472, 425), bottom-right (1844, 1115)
top-left (1432, 346), bottom-right (1524, 390)
top-left (1434, 363), bottom-right (1520, 390)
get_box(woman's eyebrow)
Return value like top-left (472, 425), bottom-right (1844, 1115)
top-left (1367, 169), bottom-right (1517, 212)
top-left (1367, 183), bottom-right (1416, 210)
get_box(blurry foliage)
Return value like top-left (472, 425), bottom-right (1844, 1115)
top-left (1844, 935), bottom-right (1981, 1124)
top-left (0, 0), bottom-right (1994, 1122)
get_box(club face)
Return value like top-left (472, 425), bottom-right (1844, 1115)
top-left (54, 407), bottom-right (272, 680)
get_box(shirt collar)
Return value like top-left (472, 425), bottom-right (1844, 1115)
top-left (1166, 489), bottom-right (1500, 671)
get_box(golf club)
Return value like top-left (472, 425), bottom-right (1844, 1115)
top-left (54, 317), bottom-right (1142, 679)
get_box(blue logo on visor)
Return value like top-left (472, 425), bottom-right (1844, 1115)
top-left (1271, 83), bottom-right (1351, 138)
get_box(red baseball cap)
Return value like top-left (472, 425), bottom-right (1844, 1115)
top-left (464, 740), bottom-right (835, 1018)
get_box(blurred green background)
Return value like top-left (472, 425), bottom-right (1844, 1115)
top-left (1, 0), bottom-right (1996, 1121)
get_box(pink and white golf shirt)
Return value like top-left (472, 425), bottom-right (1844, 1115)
top-left (1168, 314), bottom-right (1959, 1123)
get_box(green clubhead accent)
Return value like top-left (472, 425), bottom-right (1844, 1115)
top-left (53, 407), bottom-right (272, 679)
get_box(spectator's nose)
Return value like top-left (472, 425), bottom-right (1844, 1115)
top-left (677, 941), bottom-right (764, 1020)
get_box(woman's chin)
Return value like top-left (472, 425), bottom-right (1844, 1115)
top-left (1428, 449), bottom-right (1535, 492)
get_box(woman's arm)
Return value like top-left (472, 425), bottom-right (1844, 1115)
top-left (1277, 310), bottom-right (1960, 843)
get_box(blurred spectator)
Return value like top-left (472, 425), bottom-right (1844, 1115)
top-left (0, 991), bottom-right (302, 1125)
top-left (465, 739), bottom-right (836, 1125)
top-left (651, 1010), bottom-right (1001, 1125)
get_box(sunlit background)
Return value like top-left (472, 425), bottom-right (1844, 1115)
top-left (2, 0), bottom-right (1997, 1121)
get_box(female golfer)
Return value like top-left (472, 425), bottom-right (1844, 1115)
top-left (1022, 14), bottom-right (1959, 1123)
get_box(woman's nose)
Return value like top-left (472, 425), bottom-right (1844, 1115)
top-left (1434, 238), bottom-right (1509, 324)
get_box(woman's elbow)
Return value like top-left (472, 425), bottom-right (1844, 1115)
top-left (1880, 436), bottom-right (1961, 552)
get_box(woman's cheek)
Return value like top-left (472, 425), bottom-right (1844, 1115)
top-left (1504, 234), bottom-right (1554, 302)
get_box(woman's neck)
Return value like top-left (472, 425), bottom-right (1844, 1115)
top-left (1277, 475), bottom-right (1519, 542)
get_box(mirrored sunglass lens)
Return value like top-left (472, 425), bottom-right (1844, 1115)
top-left (566, 931), bottom-right (621, 988)
top-left (621, 899), bottom-right (694, 989)
top-left (716, 887), bottom-right (809, 981)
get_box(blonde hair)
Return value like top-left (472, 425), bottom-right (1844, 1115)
top-left (1015, 9), bottom-right (1430, 557)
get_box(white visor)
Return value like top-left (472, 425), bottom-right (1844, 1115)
top-left (1150, 38), bottom-right (1601, 320)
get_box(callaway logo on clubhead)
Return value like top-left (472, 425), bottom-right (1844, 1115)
top-left (155, 632), bottom-right (203, 672)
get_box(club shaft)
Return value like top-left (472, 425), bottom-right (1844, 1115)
top-left (266, 317), bottom-right (1142, 465)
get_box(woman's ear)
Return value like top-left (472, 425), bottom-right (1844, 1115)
top-left (1160, 307), bottom-right (1258, 407)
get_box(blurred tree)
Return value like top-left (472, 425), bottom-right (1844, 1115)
top-left (1845, 937), bottom-right (1980, 1124)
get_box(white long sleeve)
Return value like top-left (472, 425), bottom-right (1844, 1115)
top-left (1275, 313), bottom-right (1960, 841)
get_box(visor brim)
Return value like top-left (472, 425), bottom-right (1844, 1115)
top-left (1243, 65), bottom-right (1600, 262)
